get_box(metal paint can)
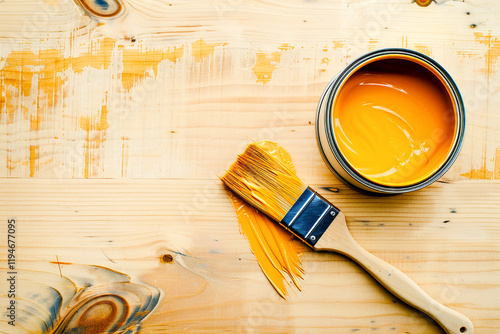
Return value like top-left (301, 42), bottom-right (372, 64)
top-left (316, 48), bottom-right (465, 194)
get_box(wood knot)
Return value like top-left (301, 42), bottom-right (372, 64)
top-left (160, 254), bottom-right (174, 263)
top-left (75, 0), bottom-right (123, 19)
top-left (415, 0), bottom-right (432, 7)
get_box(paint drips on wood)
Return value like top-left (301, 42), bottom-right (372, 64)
top-left (0, 38), bottom-right (194, 178)
top-left (226, 141), bottom-right (304, 299)
top-left (461, 147), bottom-right (500, 180)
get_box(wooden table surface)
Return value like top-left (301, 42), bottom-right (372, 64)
top-left (1, 0), bottom-right (500, 333)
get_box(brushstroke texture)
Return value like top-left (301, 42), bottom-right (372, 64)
top-left (226, 141), bottom-right (305, 299)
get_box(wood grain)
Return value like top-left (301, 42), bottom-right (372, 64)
top-left (316, 212), bottom-right (474, 334)
top-left (1, 179), bottom-right (500, 332)
top-left (1, 0), bottom-right (500, 332)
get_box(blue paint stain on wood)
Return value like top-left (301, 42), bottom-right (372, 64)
top-left (95, 0), bottom-right (109, 10)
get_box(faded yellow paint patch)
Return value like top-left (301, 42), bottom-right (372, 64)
top-left (252, 51), bottom-right (281, 84)
top-left (401, 36), bottom-right (408, 49)
top-left (121, 136), bottom-right (129, 178)
top-left (80, 105), bottom-right (109, 178)
top-left (30, 114), bottom-right (40, 131)
top-left (278, 43), bottom-right (294, 51)
top-left (120, 45), bottom-right (184, 90)
top-left (6, 155), bottom-right (15, 172)
top-left (0, 37), bottom-right (190, 177)
top-left (495, 148), bottom-right (500, 180)
top-left (461, 167), bottom-right (493, 180)
top-left (474, 32), bottom-right (500, 74)
top-left (29, 145), bottom-right (39, 177)
top-left (191, 39), bottom-right (226, 63)
top-left (461, 147), bottom-right (500, 180)
top-left (331, 41), bottom-right (346, 49)
top-left (320, 57), bottom-right (330, 73)
top-left (0, 38), bottom-right (116, 129)
top-left (414, 44), bottom-right (431, 56)
top-left (1, 84), bottom-right (17, 124)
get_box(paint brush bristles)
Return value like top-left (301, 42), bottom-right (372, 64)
top-left (221, 143), bottom-right (307, 223)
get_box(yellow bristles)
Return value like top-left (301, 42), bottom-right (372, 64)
top-left (221, 142), bottom-right (307, 222)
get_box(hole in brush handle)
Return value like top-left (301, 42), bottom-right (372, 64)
top-left (280, 187), bottom-right (340, 246)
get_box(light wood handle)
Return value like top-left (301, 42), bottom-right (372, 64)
top-left (315, 214), bottom-right (474, 334)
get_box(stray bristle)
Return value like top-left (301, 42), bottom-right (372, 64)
top-left (221, 143), bottom-right (307, 222)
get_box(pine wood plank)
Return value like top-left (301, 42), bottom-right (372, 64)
top-left (1, 179), bottom-right (499, 332)
top-left (0, 0), bottom-right (499, 332)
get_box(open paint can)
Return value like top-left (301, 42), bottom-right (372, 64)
top-left (316, 48), bottom-right (465, 194)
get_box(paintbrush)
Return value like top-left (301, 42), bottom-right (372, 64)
top-left (221, 142), bottom-right (473, 334)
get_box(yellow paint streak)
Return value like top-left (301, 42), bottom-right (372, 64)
top-left (495, 148), bottom-right (500, 180)
top-left (461, 167), bottom-right (493, 180)
top-left (29, 145), bottom-right (39, 177)
top-left (225, 141), bottom-right (304, 299)
top-left (191, 39), bottom-right (226, 63)
top-left (368, 39), bottom-right (378, 51)
top-left (121, 136), bottom-right (129, 177)
top-left (461, 148), bottom-right (500, 180)
top-left (278, 43), bottom-right (294, 51)
top-left (80, 105), bottom-right (109, 178)
top-left (30, 114), bottom-right (40, 131)
top-left (414, 44), bottom-right (431, 56)
top-left (331, 41), bottom-right (346, 49)
top-left (0, 37), bottom-right (189, 176)
top-left (120, 45), bottom-right (184, 90)
top-left (474, 32), bottom-right (500, 74)
top-left (6, 155), bottom-right (15, 172)
top-left (0, 38), bottom-right (115, 128)
top-left (252, 52), bottom-right (281, 84)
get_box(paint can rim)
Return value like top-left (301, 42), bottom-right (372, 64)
top-left (316, 48), bottom-right (465, 194)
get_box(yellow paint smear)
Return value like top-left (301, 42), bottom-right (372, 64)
top-left (461, 167), bottom-right (493, 180)
top-left (496, 148), bottom-right (500, 180)
top-left (0, 38), bottom-right (115, 128)
top-left (0, 37), bottom-right (187, 177)
top-left (29, 145), bottom-right (39, 178)
top-left (121, 136), bottom-right (130, 177)
top-left (191, 39), bottom-right (227, 63)
top-left (226, 141), bottom-right (305, 299)
top-left (461, 147), bottom-right (500, 180)
top-left (80, 105), bottom-right (109, 178)
top-left (332, 41), bottom-right (346, 49)
top-left (278, 43), bottom-right (294, 51)
top-left (368, 39), bottom-right (378, 51)
top-left (252, 51), bottom-right (281, 84)
top-left (120, 45), bottom-right (184, 90)
top-left (474, 32), bottom-right (500, 74)
top-left (414, 44), bottom-right (431, 56)
top-left (251, 44), bottom-right (296, 84)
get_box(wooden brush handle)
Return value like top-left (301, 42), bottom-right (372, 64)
top-left (315, 213), bottom-right (473, 334)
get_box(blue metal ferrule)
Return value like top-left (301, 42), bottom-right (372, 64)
top-left (280, 187), bottom-right (339, 247)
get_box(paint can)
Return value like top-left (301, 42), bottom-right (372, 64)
top-left (316, 48), bottom-right (465, 194)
